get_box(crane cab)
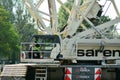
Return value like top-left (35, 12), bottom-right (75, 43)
top-left (20, 35), bottom-right (60, 63)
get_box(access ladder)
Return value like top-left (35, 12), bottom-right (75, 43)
top-left (35, 67), bottom-right (47, 80)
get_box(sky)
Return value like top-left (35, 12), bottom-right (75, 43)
top-left (98, 0), bottom-right (120, 19)
top-left (99, 0), bottom-right (120, 32)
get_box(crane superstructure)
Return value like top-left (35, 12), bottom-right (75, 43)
top-left (1, 0), bottom-right (120, 80)
top-left (21, 0), bottom-right (120, 61)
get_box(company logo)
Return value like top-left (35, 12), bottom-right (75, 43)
top-left (77, 49), bottom-right (120, 57)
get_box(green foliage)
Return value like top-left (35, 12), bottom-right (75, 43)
top-left (0, 6), bottom-right (10, 21)
top-left (14, 1), bottom-right (38, 42)
top-left (0, 0), bottom-right (38, 62)
top-left (80, 16), bottom-right (111, 30)
top-left (91, 16), bottom-right (110, 26)
top-left (0, 6), bottom-right (19, 61)
top-left (58, 2), bottom-right (72, 30)
top-left (0, 0), bottom-right (38, 42)
top-left (0, 0), bottom-right (15, 23)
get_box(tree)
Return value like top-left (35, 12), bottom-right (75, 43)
top-left (58, 2), bottom-right (72, 30)
top-left (14, 0), bottom-right (39, 42)
top-left (0, 6), bottom-right (19, 62)
top-left (0, 0), bottom-right (15, 23)
top-left (0, 0), bottom-right (38, 62)
top-left (0, 0), bottom-right (38, 42)
top-left (14, 1), bottom-right (38, 42)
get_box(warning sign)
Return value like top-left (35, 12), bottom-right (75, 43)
top-left (65, 74), bottom-right (72, 80)
top-left (95, 68), bottom-right (101, 74)
top-left (65, 67), bottom-right (72, 74)
top-left (95, 74), bottom-right (101, 80)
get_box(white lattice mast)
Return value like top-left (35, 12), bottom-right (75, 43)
top-left (22, 0), bottom-right (120, 37)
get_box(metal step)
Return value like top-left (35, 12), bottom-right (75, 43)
top-left (35, 67), bottom-right (47, 80)
top-left (0, 64), bottom-right (27, 77)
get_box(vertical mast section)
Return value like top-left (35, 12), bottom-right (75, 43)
top-left (48, 0), bottom-right (59, 34)
top-left (22, 0), bottom-right (52, 34)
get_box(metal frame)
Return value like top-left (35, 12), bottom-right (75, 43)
top-left (21, 0), bottom-right (120, 61)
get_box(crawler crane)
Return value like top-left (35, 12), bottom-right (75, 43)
top-left (1, 0), bottom-right (120, 80)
